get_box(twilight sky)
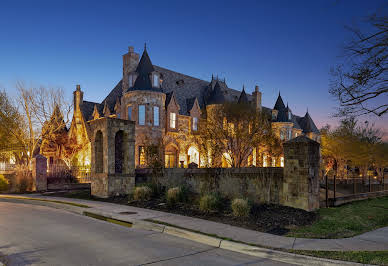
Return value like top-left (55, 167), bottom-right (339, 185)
top-left (0, 0), bottom-right (387, 137)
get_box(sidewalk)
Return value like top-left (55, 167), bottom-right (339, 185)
top-left (1, 194), bottom-right (387, 252)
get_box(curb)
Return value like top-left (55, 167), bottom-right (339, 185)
top-left (0, 196), bottom-right (369, 266)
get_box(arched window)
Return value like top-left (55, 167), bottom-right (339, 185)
top-left (115, 130), bottom-right (124, 173)
top-left (95, 130), bottom-right (103, 173)
top-left (188, 146), bottom-right (199, 166)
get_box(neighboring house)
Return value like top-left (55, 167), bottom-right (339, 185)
top-left (69, 46), bottom-right (320, 168)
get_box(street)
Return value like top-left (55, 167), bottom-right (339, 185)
top-left (0, 202), bottom-right (292, 266)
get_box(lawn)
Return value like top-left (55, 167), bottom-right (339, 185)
top-left (287, 196), bottom-right (388, 238)
top-left (292, 250), bottom-right (388, 265)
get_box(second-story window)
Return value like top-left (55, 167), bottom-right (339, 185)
top-left (128, 74), bottom-right (135, 87)
top-left (153, 106), bottom-right (159, 126)
top-left (138, 105), bottom-right (145, 125)
top-left (127, 106), bottom-right (132, 120)
top-left (170, 112), bottom-right (176, 129)
top-left (288, 129), bottom-right (292, 140)
top-left (153, 74), bottom-right (159, 87)
top-left (192, 117), bottom-right (198, 131)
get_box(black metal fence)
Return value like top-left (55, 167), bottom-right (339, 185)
top-left (321, 173), bottom-right (387, 207)
top-left (47, 164), bottom-right (91, 184)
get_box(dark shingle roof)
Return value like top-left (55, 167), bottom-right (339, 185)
top-left (238, 87), bottom-right (249, 104)
top-left (80, 101), bottom-right (103, 121)
top-left (132, 49), bottom-right (159, 91)
top-left (297, 112), bottom-right (320, 134)
top-left (207, 81), bottom-right (226, 105)
top-left (102, 80), bottom-right (123, 113)
top-left (274, 93), bottom-right (286, 110)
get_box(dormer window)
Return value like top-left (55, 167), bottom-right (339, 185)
top-left (192, 117), bottom-right (198, 131)
top-left (170, 112), bottom-right (176, 129)
top-left (153, 74), bottom-right (159, 87)
top-left (288, 112), bottom-right (292, 120)
top-left (128, 74), bottom-right (135, 87)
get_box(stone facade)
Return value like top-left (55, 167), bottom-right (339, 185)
top-left (89, 117), bottom-right (135, 198)
top-left (282, 135), bottom-right (320, 211)
top-left (68, 45), bottom-right (320, 170)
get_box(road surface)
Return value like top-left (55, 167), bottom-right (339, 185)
top-left (0, 201), bottom-right (292, 266)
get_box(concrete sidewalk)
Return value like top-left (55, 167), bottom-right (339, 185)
top-left (1, 194), bottom-right (387, 252)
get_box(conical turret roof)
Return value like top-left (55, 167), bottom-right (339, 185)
top-left (274, 92), bottom-right (286, 110)
top-left (207, 81), bottom-right (226, 105)
top-left (238, 86), bottom-right (249, 104)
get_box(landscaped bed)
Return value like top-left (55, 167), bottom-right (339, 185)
top-left (44, 190), bottom-right (388, 238)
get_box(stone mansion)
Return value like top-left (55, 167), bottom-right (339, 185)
top-left (67, 46), bottom-right (320, 169)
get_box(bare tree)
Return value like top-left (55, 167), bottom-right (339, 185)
top-left (15, 82), bottom-right (71, 164)
top-left (330, 14), bottom-right (388, 117)
top-left (196, 102), bottom-right (279, 168)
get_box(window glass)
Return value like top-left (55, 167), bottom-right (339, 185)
top-left (127, 106), bottom-right (132, 120)
top-left (138, 105), bottom-right (145, 125)
top-left (153, 74), bottom-right (159, 87)
top-left (288, 129), bottom-right (292, 140)
top-left (153, 106), bottom-right (159, 126)
top-left (192, 117), bottom-right (198, 131)
top-left (170, 112), bottom-right (176, 128)
top-left (139, 146), bottom-right (146, 166)
top-left (128, 75), bottom-right (134, 87)
top-left (117, 113), bottom-right (121, 119)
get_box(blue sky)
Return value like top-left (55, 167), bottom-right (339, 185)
top-left (0, 0), bottom-right (387, 136)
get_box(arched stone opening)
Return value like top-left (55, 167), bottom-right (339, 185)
top-left (95, 130), bottom-right (103, 173)
top-left (115, 130), bottom-right (124, 173)
top-left (165, 144), bottom-right (178, 168)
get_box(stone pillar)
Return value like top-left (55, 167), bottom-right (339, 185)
top-left (89, 117), bottom-right (136, 198)
top-left (31, 154), bottom-right (47, 192)
top-left (282, 135), bottom-right (320, 211)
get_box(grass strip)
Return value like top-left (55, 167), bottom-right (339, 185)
top-left (290, 250), bottom-right (388, 265)
top-left (287, 196), bottom-right (388, 239)
top-left (83, 211), bottom-right (132, 228)
top-left (0, 196), bottom-right (90, 208)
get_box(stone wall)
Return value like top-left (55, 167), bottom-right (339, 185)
top-left (136, 167), bottom-right (284, 204)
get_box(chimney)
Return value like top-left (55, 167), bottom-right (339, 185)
top-left (252, 85), bottom-right (262, 111)
top-left (123, 46), bottom-right (139, 91)
top-left (73, 84), bottom-right (83, 112)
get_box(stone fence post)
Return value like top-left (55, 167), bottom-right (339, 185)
top-left (282, 135), bottom-right (320, 211)
top-left (31, 154), bottom-right (47, 192)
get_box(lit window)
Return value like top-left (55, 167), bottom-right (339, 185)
top-left (272, 158), bottom-right (276, 167)
top-left (295, 132), bottom-right (299, 137)
top-left (170, 112), bottom-right (176, 128)
top-left (153, 74), bottom-right (159, 87)
top-left (128, 74), bottom-right (135, 87)
top-left (280, 157), bottom-right (284, 167)
top-left (263, 154), bottom-right (267, 167)
top-left (138, 105), bottom-right (145, 125)
top-left (139, 146), bottom-right (146, 166)
top-left (153, 106), bottom-right (159, 126)
top-left (192, 117), bottom-right (198, 131)
top-left (280, 131), bottom-right (284, 140)
top-left (127, 106), bottom-right (132, 120)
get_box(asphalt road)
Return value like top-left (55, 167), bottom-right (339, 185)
top-left (0, 202), bottom-right (293, 266)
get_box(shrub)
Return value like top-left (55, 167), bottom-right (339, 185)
top-left (199, 193), bottom-right (220, 213)
top-left (231, 198), bottom-right (251, 217)
top-left (0, 175), bottom-right (9, 192)
top-left (166, 186), bottom-right (189, 206)
top-left (133, 186), bottom-right (152, 201)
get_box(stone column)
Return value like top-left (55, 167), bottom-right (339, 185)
top-left (282, 135), bottom-right (320, 211)
top-left (31, 154), bottom-right (47, 192)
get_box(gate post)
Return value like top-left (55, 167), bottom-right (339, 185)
top-left (282, 136), bottom-right (320, 211)
top-left (31, 154), bottom-right (47, 192)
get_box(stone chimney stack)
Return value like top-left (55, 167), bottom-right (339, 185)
top-left (73, 84), bottom-right (83, 112)
top-left (252, 85), bottom-right (262, 111)
top-left (122, 46), bottom-right (139, 91)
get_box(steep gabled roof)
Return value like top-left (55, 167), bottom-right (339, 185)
top-left (80, 101), bottom-right (103, 121)
top-left (274, 92), bottom-right (286, 110)
top-left (297, 111), bottom-right (320, 134)
top-left (207, 81), bottom-right (226, 105)
top-left (131, 48), bottom-right (159, 91)
top-left (238, 86), bottom-right (249, 104)
top-left (186, 97), bottom-right (196, 114)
